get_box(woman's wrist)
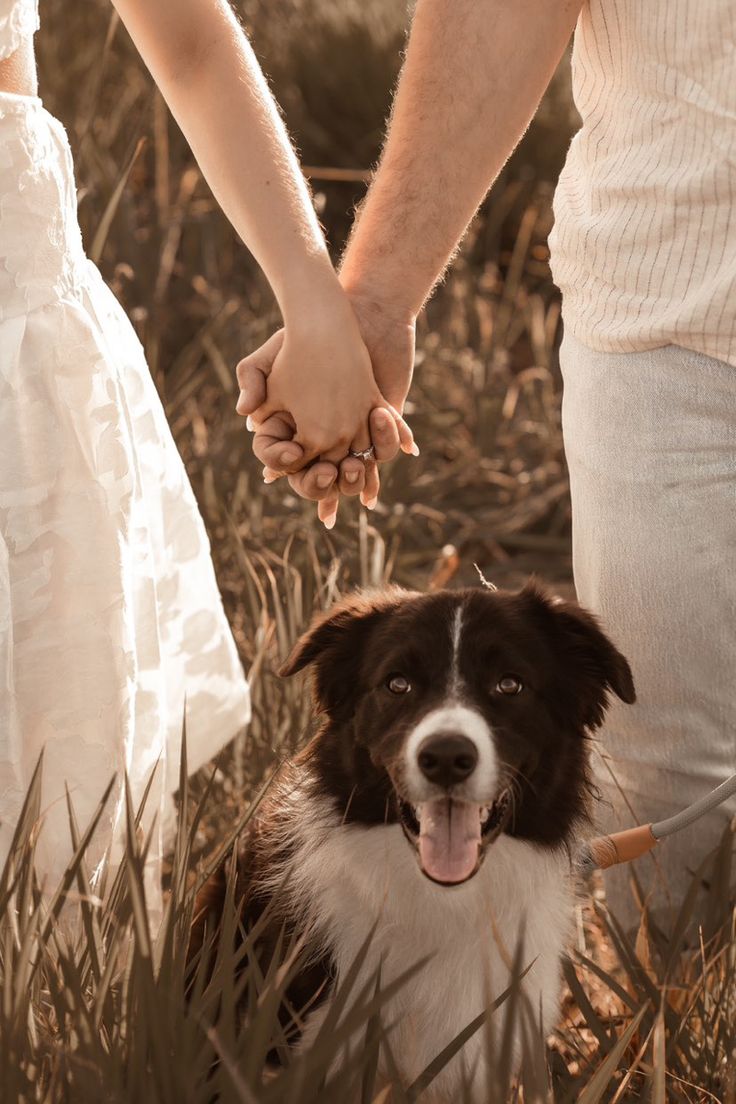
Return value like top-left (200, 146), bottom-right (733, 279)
top-left (275, 249), bottom-right (350, 328)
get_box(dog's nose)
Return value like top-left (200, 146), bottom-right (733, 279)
top-left (417, 733), bottom-right (478, 787)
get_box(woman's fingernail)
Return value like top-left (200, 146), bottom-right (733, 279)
top-left (263, 471), bottom-right (278, 485)
top-left (410, 442), bottom-right (420, 457)
top-left (324, 514), bottom-right (337, 530)
top-left (345, 470), bottom-right (360, 484)
top-left (316, 472), bottom-right (335, 490)
top-left (280, 449), bottom-right (298, 466)
top-left (365, 497), bottom-right (378, 510)
top-left (246, 415), bottom-right (255, 431)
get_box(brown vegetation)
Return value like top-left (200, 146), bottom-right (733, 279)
top-left (2, 2), bottom-right (730, 1100)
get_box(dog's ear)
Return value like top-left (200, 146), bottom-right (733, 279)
top-left (279, 594), bottom-right (371, 678)
top-left (279, 590), bottom-right (407, 717)
top-left (521, 580), bottom-right (635, 731)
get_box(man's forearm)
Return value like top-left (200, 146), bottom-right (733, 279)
top-left (340, 0), bottom-right (582, 318)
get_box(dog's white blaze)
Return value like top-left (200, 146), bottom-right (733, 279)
top-left (404, 703), bottom-right (498, 802)
top-left (449, 603), bottom-right (464, 695)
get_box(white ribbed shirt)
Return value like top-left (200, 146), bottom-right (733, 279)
top-left (549, 0), bottom-right (736, 367)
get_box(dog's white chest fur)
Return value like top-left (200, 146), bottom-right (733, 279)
top-left (278, 797), bottom-right (573, 1101)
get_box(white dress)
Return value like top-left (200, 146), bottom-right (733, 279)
top-left (0, 0), bottom-right (250, 905)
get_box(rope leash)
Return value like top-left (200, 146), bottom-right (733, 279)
top-left (580, 772), bottom-right (736, 876)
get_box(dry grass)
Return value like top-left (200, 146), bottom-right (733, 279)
top-left (1, 740), bottom-right (733, 1103)
top-left (7, 0), bottom-right (733, 1100)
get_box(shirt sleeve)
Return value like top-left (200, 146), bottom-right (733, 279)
top-left (0, 0), bottom-right (39, 62)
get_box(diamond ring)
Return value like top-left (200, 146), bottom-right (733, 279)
top-left (348, 445), bottom-right (376, 462)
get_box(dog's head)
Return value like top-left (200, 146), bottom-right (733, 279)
top-left (281, 582), bottom-right (634, 887)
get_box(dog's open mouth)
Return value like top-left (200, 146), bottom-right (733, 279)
top-left (398, 790), bottom-right (511, 886)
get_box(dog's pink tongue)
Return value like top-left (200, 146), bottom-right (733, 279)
top-left (418, 800), bottom-right (481, 884)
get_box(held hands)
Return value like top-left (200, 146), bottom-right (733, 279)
top-left (236, 290), bottom-right (417, 527)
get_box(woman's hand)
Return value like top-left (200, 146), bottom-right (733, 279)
top-left (112, 0), bottom-right (415, 502)
top-left (237, 290), bottom-right (418, 527)
top-left (238, 290), bottom-right (409, 467)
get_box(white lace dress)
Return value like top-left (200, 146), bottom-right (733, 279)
top-left (0, 0), bottom-right (250, 907)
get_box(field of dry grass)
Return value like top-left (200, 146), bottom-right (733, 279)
top-left (2, 1), bottom-right (732, 1100)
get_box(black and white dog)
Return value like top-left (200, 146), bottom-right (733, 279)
top-left (193, 582), bottom-right (635, 1098)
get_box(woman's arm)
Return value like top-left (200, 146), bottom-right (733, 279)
top-left (243, 0), bottom-right (581, 506)
top-left (113, 0), bottom-right (335, 322)
top-left (0, 38), bottom-right (38, 96)
top-left (112, 0), bottom-right (412, 474)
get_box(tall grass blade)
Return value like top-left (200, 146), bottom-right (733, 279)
top-left (89, 135), bottom-right (147, 264)
top-left (575, 1005), bottom-right (647, 1104)
top-left (405, 960), bottom-right (535, 1101)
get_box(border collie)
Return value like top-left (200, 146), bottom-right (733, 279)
top-left (192, 581), bottom-right (635, 1099)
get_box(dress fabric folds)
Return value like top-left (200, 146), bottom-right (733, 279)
top-left (0, 90), bottom-right (250, 906)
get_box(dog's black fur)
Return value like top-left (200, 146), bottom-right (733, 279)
top-left (190, 581), bottom-right (635, 1061)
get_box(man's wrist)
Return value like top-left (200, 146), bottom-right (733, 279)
top-left (339, 270), bottom-right (418, 328)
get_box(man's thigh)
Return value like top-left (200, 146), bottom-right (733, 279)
top-left (560, 331), bottom-right (736, 928)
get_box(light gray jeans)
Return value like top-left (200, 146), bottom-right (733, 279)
top-left (560, 331), bottom-right (736, 930)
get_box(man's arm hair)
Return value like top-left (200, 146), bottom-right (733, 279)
top-left (340, 0), bottom-right (583, 318)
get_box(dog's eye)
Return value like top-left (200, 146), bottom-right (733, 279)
top-left (386, 674), bottom-right (411, 695)
top-left (496, 675), bottom-right (523, 696)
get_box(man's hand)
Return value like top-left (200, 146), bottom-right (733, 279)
top-left (238, 0), bottom-right (581, 527)
top-left (237, 291), bottom-right (418, 527)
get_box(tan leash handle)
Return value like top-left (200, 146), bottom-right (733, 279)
top-left (582, 824), bottom-right (658, 872)
top-left (579, 772), bottom-right (736, 875)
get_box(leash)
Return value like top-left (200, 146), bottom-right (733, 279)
top-left (470, 569), bottom-right (736, 876)
top-left (580, 772), bottom-right (736, 876)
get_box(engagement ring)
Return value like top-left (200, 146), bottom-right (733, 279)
top-left (348, 446), bottom-right (376, 462)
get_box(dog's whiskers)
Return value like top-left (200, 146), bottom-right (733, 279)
top-left (498, 758), bottom-right (537, 798)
